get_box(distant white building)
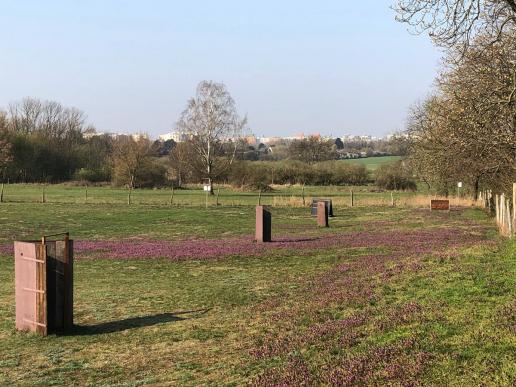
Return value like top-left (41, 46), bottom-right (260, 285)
top-left (158, 133), bottom-right (174, 142)
top-left (83, 131), bottom-right (149, 141)
top-left (170, 131), bottom-right (189, 142)
top-left (130, 133), bottom-right (149, 141)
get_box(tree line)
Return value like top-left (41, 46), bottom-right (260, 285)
top-left (0, 81), bottom-right (407, 190)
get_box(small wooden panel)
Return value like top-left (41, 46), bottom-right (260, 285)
top-left (36, 244), bottom-right (47, 336)
top-left (61, 239), bottom-right (74, 330)
top-left (46, 239), bottom-right (74, 333)
top-left (15, 242), bottom-right (42, 333)
top-left (255, 206), bottom-right (272, 242)
top-left (317, 202), bottom-right (329, 227)
top-left (311, 199), bottom-right (333, 217)
top-left (431, 199), bottom-right (450, 211)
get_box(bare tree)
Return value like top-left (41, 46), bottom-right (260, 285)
top-left (406, 30), bottom-right (516, 197)
top-left (177, 81), bottom-right (246, 193)
top-left (112, 135), bottom-right (153, 190)
top-left (7, 97), bottom-right (86, 138)
top-left (288, 136), bottom-right (337, 164)
top-left (394, 0), bottom-right (516, 54)
top-left (169, 141), bottom-right (196, 187)
top-left (0, 112), bottom-right (12, 178)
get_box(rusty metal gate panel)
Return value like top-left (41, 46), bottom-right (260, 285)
top-left (15, 241), bottom-right (47, 335)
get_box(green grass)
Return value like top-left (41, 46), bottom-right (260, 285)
top-left (0, 200), bottom-right (513, 385)
top-left (340, 155), bottom-right (402, 170)
top-left (0, 182), bottom-right (420, 207)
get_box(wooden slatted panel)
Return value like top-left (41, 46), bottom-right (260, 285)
top-left (317, 202), bottom-right (329, 227)
top-left (15, 241), bottom-right (46, 334)
top-left (44, 239), bottom-right (73, 333)
top-left (36, 243), bottom-right (47, 335)
top-left (63, 238), bottom-right (73, 330)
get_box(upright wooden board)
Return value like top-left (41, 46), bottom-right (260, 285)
top-left (311, 199), bottom-right (333, 217)
top-left (431, 199), bottom-right (450, 211)
top-left (317, 201), bottom-right (329, 227)
top-left (45, 239), bottom-right (74, 333)
top-left (255, 206), bottom-right (272, 242)
top-left (15, 241), bottom-right (47, 334)
top-left (55, 240), bottom-right (73, 330)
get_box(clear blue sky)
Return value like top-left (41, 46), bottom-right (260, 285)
top-left (0, 0), bottom-right (440, 138)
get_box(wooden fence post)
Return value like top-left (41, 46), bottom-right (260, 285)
top-left (258, 189), bottom-right (262, 206)
top-left (85, 186), bottom-right (88, 204)
top-left (42, 185), bottom-right (46, 204)
top-left (513, 183), bottom-right (516, 223)
top-left (169, 186), bottom-right (174, 205)
top-left (506, 198), bottom-right (512, 237)
top-left (350, 190), bottom-right (354, 207)
top-left (0, 183), bottom-right (4, 203)
top-left (216, 188), bottom-right (220, 206)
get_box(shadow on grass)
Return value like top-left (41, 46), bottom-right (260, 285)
top-left (72, 308), bottom-right (211, 335)
top-left (271, 237), bottom-right (320, 243)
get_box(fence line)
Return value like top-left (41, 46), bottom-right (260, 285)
top-left (478, 183), bottom-right (515, 238)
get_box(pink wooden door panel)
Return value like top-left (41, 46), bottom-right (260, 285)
top-left (15, 242), bottom-right (45, 333)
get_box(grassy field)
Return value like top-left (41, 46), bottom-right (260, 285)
top-left (340, 155), bottom-right (402, 171)
top-left (0, 199), bottom-right (514, 385)
top-left (0, 182), bottom-right (435, 208)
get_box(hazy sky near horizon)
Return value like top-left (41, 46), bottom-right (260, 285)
top-left (0, 0), bottom-right (441, 138)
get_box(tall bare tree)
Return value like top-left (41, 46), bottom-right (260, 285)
top-left (169, 141), bottom-right (196, 187)
top-left (176, 81), bottom-right (246, 193)
top-left (8, 97), bottom-right (85, 139)
top-left (394, 0), bottom-right (516, 54)
top-left (0, 112), bottom-right (12, 178)
top-left (407, 30), bottom-right (516, 197)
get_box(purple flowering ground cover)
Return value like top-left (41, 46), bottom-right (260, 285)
top-left (0, 216), bottom-right (490, 261)
top-left (0, 204), bottom-right (514, 385)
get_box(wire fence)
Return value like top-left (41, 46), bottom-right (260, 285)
top-left (0, 183), bottom-right (481, 209)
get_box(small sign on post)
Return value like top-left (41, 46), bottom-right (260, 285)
top-left (457, 182), bottom-right (462, 198)
top-left (430, 199), bottom-right (450, 211)
top-left (317, 201), bottom-right (329, 227)
top-left (255, 205), bottom-right (272, 242)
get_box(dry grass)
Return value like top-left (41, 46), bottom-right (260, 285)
top-left (271, 194), bottom-right (479, 209)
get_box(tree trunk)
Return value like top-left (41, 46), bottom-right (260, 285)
top-left (473, 176), bottom-right (480, 201)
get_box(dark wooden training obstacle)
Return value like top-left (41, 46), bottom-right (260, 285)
top-left (430, 199), bottom-right (450, 211)
top-left (255, 205), bottom-right (272, 242)
top-left (311, 198), bottom-right (333, 217)
top-left (317, 201), bottom-right (329, 227)
top-left (15, 233), bottom-right (73, 335)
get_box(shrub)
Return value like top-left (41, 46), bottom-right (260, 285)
top-left (375, 161), bottom-right (416, 191)
top-left (74, 168), bottom-right (111, 183)
top-left (225, 160), bottom-right (369, 187)
top-left (135, 162), bottom-right (167, 188)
